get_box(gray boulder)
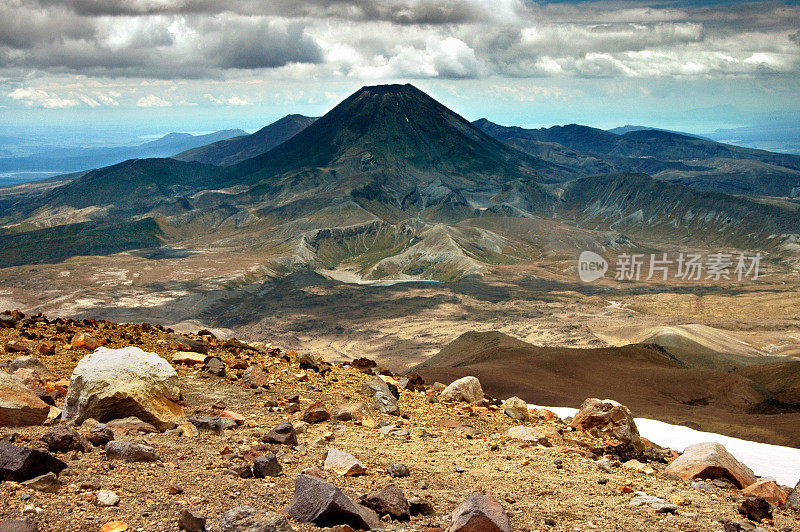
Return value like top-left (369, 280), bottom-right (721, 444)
top-left (220, 506), bottom-right (293, 532)
top-left (362, 376), bottom-right (392, 397)
top-left (21, 472), bottom-right (62, 493)
top-left (9, 357), bottom-right (53, 380)
top-left (361, 483), bottom-right (410, 520)
top-left (502, 397), bottom-right (529, 421)
top-left (105, 440), bottom-right (161, 462)
top-left (262, 422), bottom-right (298, 446)
top-left (0, 441), bottom-right (67, 482)
top-left (786, 480), bottom-right (800, 511)
top-left (506, 426), bottom-right (548, 445)
top-left (324, 448), bottom-right (366, 476)
top-left (664, 442), bottom-right (756, 489)
top-left (286, 474), bottom-right (374, 529)
top-left (252, 454), bottom-right (282, 478)
top-left (374, 390), bottom-right (400, 415)
top-left (0, 519), bottom-right (39, 532)
top-left (441, 376), bottom-right (484, 403)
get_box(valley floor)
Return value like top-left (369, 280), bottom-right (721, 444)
top-left (1, 250), bottom-right (799, 447)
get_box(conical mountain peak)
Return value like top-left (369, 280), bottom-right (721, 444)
top-left (235, 83), bottom-right (561, 192)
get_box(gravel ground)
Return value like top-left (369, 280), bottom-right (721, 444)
top-left (1, 317), bottom-right (799, 532)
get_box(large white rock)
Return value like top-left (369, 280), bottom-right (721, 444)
top-left (0, 371), bottom-right (50, 427)
top-left (441, 376), bottom-right (484, 403)
top-left (62, 347), bottom-right (184, 431)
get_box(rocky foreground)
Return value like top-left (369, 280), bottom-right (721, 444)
top-left (1, 310), bottom-right (800, 532)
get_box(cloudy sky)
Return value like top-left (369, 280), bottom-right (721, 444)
top-left (2, 0), bottom-right (799, 138)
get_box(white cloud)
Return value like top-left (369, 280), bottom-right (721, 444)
top-left (349, 37), bottom-right (482, 79)
top-left (136, 93), bottom-right (171, 107)
top-left (204, 93), bottom-right (253, 106)
top-left (225, 95), bottom-right (251, 105)
top-left (6, 87), bottom-right (80, 108)
top-left (0, 0), bottom-right (798, 98)
top-left (77, 94), bottom-right (101, 107)
top-left (95, 92), bottom-right (120, 106)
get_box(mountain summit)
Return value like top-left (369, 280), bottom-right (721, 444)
top-left (234, 84), bottom-right (565, 207)
top-left (2, 83), bottom-right (799, 280)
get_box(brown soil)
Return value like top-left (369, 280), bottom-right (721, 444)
top-left (2, 317), bottom-right (799, 531)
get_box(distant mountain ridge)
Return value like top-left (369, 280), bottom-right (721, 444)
top-left (0, 129), bottom-right (246, 178)
top-left (474, 118), bottom-right (800, 196)
top-left (173, 114), bottom-right (317, 166)
top-left (1, 83), bottom-right (799, 280)
top-left (607, 125), bottom-right (708, 139)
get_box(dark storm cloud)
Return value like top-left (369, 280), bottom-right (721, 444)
top-left (0, 2), bottom-right (324, 78)
top-left (205, 19), bottom-right (323, 69)
top-left (689, 1), bottom-right (800, 32)
top-left (41, 0), bottom-right (521, 24)
top-left (1, 0), bottom-right (799, 83)
top-left (0, 2), bottom-right (95, 49)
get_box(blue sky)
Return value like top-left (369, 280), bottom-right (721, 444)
top-left (2, 0), bottom-right (799, 140)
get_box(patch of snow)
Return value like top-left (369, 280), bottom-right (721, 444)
top-left (530, 405), bottom-right (800, 486)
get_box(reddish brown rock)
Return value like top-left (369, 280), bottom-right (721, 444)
top-left (37, 341), bottom-right (57, 357)
top-left (450, 492), bottom-right (511, 532)
top-left (5, 342), bottom-right (29, 354)
top-left (331, 402), bottom-right (370, 422)
top-left (741, 480), bottom-right (788, 507)
top-left (664, 442), bottom-right (756, 489)
top-left (242, 366), bottom-right (268, 388)
top-left (350, 357), bottom-right (377, 373)
top-left (570, 398), bottom-right (642, 450)
top-left (71, 333), bottom-right (101, 350)
top-left (9, 356), bottom-right (53, 380)
top-left (42, 424), bottom-right (93, 453)
top-left (0, 370), bottom-right (50, 427)
top-left (530, 408), bottom-right (559, 421)
top-left (738, 496), bottom-right (772, 522)
top-left (12, 368), bottom-right (47, 390)
top-left (304, 402), bottom-right (330, 423)
top-left (219, 410), bottom-right (246, 425)
top-left (262, 421), bottom-right (298, 446)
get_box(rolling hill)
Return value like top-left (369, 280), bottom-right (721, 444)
top-left (412, 330), bottom-right (800, 446)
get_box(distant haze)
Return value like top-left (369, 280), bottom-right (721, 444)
top-left (0, 0), bottom-right (797, 145)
